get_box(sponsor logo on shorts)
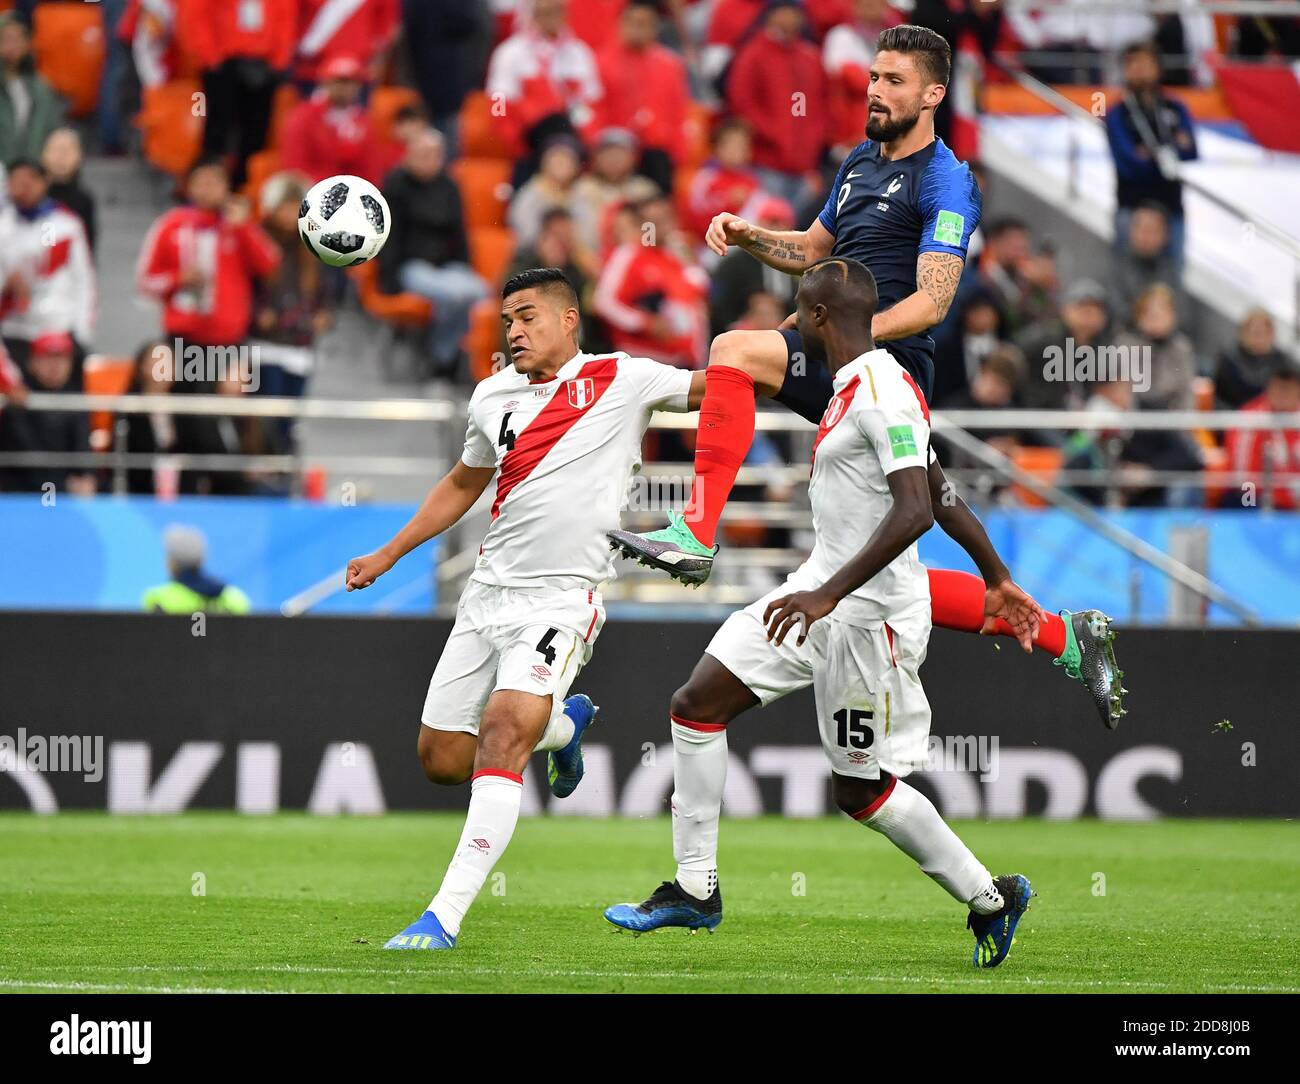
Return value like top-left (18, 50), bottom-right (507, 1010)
top-left (531, 664), bottom-right (551, 680)
top-left (846, 750), bottom-right (870, 763)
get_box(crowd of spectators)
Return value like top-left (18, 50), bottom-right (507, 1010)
top-left (0, 0), bottom-right (1295, 513)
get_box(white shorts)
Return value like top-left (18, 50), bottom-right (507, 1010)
top-left (704, 570), bottom-right (932, 780)
top-left (421, 578), bottom-right (606, 734)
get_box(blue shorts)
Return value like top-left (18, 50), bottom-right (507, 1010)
top-left (774, 330), bottom-right (935, 424)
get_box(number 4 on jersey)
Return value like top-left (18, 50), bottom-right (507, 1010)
top-left (498, 411), bottom-right (517, 451)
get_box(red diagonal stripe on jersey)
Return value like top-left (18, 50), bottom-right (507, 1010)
top-left (39, 236), bottom-right (72, 276)
top-left (899, 369), bottom-right (930, 423)
top-left (810, 374), bottom-right (860, 471)
top-left (490, 357), bottom-right (619, 521)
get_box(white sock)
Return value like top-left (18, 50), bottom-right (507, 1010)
top-left (428, 771), bottom-right (523, 936)
top-left (670, 717), bottom-right (727, 900)
top-left (532, 700), bottom-right (575, 753)
top-left (858, 777), bottom-right (999, 908)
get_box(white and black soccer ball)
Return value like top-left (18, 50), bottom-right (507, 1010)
top-left (297, 174), bottom-right (391, 267)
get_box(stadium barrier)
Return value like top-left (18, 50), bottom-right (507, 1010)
top-left (1, 612), bottom-right (1293, 819)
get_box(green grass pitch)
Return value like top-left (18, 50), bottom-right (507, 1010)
top-left (1, 813), bottom-right (1297, 993)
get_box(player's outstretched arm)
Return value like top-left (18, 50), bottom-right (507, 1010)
top-left (872, 251), bottom-right (964, 342)
top-left (764, 465), bottom-right (932, 646)
top-left (705, 212), bottom-right (834, 274)
top-left (345, 461), bottom-right (496, 591)
top-left (927, 455), bottom-right (1045, 651)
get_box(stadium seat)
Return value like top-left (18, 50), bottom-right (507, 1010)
top-left (468, 227), bottom-right (516, 289)
top-left (464, 299), bottom-right (506, 383)
top-left (82, 355), bottom-right (135, 451)
top-left (1010, 445), bottom-right (1063, 508)
top-left (683, 101), bottom-right (716, 169)
top-left (458, 90), bottom-right (511, 160)
top-left (242, 149), bottom-right (283, 205)
top-left (137, 79), bottom-right (204, 178)
top-left (450, 157), bottom-right (512, 230)
top-left (348, 259), bottom-right (432, 328)
top-left (32, 2), bottom-right (105, 118)
top-left (370, 85), bottom-right (423, 146)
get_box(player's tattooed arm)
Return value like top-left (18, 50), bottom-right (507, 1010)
top-left (744, 230), bottom-right (809, 270)
top-left (870, 252), bottom-right (965, 341)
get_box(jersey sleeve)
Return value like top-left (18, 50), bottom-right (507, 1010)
top-left (460, 398), bottom-right (496, 468)
top-left (916, 158), bottom-right (982, 259)
top-left (620, 355), bottom-right (694, 413)
top-left (854, 381), bottom-right (931, 476)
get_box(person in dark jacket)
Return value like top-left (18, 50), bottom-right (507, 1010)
top-left (124, 338), bottom-right (181, 495)
top-left (0, 331), bottom-right (93, 494)
top-left (42, 127), bottom-right (97, 254)
top-left (1104, 41), bottom-right (1198, 266)
top-left (402, 0), bottom-right (490, 151)
top-left (1215, 308), bottom-right (1291, 409)
top-left (381, 128), bottom-right (488, 377)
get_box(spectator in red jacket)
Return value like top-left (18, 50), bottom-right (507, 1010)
top-left (594, 0), bottom-right (690, 195)
top-left (188, 0), bottom-right (298, 187)
top-left (279, 56), bottom-right (382, 183)
top-left (486, 0), bottom-right (603, 186)
top-left (683, 117), bottom-right (761, 236)
top-left (136, 158), bottom-right (281, 350)
top-left (725, 1), bottom-right (830, 207)
top-left (293, 0), bottom-right (400, 88)
top-left (593, 192), bottom-right (708, 368)
top-left (1225, 359), bottom-right (1300, 511)
top-left (824, 0), bottom-right (905, 153)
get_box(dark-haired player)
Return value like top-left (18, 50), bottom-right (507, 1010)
top-left (346, 267), bottom-right (707, 950)
top-left (609, 24), bottom-right (1125, 728)
top-left (606, 257), bottom-right (1033, 967)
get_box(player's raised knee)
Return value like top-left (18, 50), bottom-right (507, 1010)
top-left (707, 329), bottom-right (758, 371)
top-left (670, 682), bottom-right (725, 727)
top-left (418, 729), bottom-right (472, 786)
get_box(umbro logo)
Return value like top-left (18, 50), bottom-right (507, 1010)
top-left (470, 838), bottom-right (491, 852)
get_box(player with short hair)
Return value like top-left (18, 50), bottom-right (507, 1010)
top-left (605, 257), bottom-right (1032, 968)
top-left (609, 23), bottom-right (1125, 729)
top-left (346, 267), bottom-right (706, 950)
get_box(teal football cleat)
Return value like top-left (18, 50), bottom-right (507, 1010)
top-left (607, 511), bottom-right (719, 587)
top-left (967, 874), bottom-right (1033, 968)
top-left (383, 910), bottom-right (456, 950)
top-left (547, 694), bottom-right (599, 799)
top-left (604, 880), bottom-right (722, 934)
top-left (1054, 609), bottom-right (1126, 729)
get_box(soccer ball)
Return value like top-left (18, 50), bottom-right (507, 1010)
top-left (297, 174), bottom-right (391, 268)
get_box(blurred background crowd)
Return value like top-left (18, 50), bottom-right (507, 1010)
top-left (0, 0), bottom-right (1297, 520)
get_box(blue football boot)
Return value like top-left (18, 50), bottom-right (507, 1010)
top-left (548, 694), bottom-right (599, 799)
top-left (604, 880), bottom-right (723, 934)
top-left (967, 874), bottom-right (1033, 968)
top-left (383, 910), bottom-right (456, 951)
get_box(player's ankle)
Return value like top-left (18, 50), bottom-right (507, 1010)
top-left (676, 868), bottom-right (717, 900)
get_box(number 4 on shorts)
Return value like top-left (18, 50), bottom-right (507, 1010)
top-left (536, 628), bottom-right (559, 665)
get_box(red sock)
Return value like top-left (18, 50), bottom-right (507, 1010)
top-left (684, 366), bottom-right (756, 548)
top-left (927, 568), bottom-right (1067, 658)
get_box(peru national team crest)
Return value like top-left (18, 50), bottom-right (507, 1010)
top-left (567, 377), bottom-right (596, 410)
top-left (821, 396), bottom-right (848, 430)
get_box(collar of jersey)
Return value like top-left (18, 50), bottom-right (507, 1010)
top-left (833, 348), bottom-right (892, 391)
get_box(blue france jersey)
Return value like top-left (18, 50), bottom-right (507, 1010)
top-left (816, 137), bottom-right (981, 369)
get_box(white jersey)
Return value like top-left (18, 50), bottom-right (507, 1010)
top-left (461, 350), bottom-right (693, 591)
top-left (799, 347), bottom-right (932, 623)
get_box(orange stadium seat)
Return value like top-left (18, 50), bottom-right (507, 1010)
top-left (242, 149), bottom-right (283, 204)
top-left (683, 101), bottom-right (716, 169)
top-left (464, 300), bottom-right (506, 383)
top-left (458, 90), bottom-right (511, 160)
top-left (137, 79), bottom-right (204, 178)
top-left (451, 157), bottom-right (512, 230)
top-left (469, 227), bottom-right (515, 289)
top-left (1010, 445), bottom-right (1063, 508)
top-left (266, 84), bottom-right (301, 150)
top-left (349, 258), bottom-right (432, 328)
top-left (82, 355), bottom-right (135, 451)
top-left (32, 2), bottom-right (105, 118)
top-left (370, 85), bottom-right (422, 146)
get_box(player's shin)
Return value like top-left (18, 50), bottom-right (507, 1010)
top-left (428, 770), bottom-right (523, 937)
top-left (852, 776), bottom-right (1002, 913)
top-left (670, 716), bottom-right (728, 901)
top-left (683, 366), bottom-right (756, 549)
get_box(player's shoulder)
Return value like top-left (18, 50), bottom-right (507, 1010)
top-left (917, 140), bottom-right (980, 201)
top-left (851, 349), bottom-right (930, 421)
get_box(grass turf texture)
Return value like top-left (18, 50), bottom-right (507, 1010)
top-left (1, 813), bottom-right (1296, 994)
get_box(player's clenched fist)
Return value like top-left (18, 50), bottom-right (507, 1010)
top-left (346, 551), bottom-right (393, 591)
top-left (705, 211), bottom-right (754, 257)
